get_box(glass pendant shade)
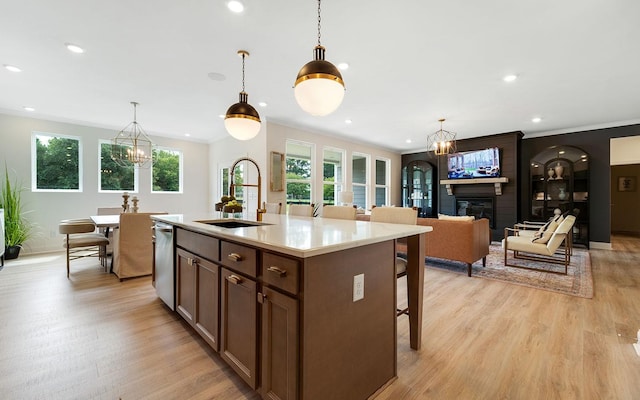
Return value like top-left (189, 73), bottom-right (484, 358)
top-left (225, 91), bottom-right (261, 140)
top-left (294, 46), bottom-right (345, 116)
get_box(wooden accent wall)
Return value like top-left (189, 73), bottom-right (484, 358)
top-left (403, 131), bottom-right (523, 240)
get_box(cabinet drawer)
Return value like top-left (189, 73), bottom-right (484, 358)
top-left (176, 228), bottom-right (220, 262)
top-left (220, 241), bottom-right (257, 278)
top-left (262, 253), bottom-right (300, 295)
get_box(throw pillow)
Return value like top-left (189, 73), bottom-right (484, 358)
top-left (532, 219), bottom-right (560, 244)
top-left (438, 214), bottom-right (475, 222)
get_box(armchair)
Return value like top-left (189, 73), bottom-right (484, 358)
top-left (502, 215), bottom-right (576, 274)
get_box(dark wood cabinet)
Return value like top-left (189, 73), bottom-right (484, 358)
top-left (176, 248), bottom-right (196, 324)
top-left (220, 267), bottom-right (258, 389)
top-left (530, 145), bottom-right (590, 247)
top-left (176, 247), bottom-right (220, 351)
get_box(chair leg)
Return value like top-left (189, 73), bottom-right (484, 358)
top-left (66, 240), bottom-right (70, 278)
top-left (467, 263), bottom-right (472, 277)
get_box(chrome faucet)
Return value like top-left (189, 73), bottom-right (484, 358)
top-left (229, 157), bottom-right (266, 222)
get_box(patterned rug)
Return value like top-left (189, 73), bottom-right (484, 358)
top-left (403, 243), bottom-right (593, 298)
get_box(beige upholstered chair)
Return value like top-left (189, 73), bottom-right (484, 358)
top-left (263, 202), bottom-right (282, 214)
top-left (59, 219), bottom-right (110, 278)
top-left (322, 205), bottom-right (356, 220)
top-left (370, 206), bottom-right (418, 316)
top-left (502, 215), bottom-right (576, 274)
top-left (112, 212), bottom-right (167, 281)
top-left (288, 204), bottom-right (314, 217)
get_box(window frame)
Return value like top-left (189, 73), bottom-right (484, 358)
top-left (151, 146), bottom-right (184, 194)
top-left (98, 139), bottom-right (139, 193)
top-left (351, 152), bottom-right (370, 209)
top-left (375, 157), bottom-right (390, 207)
top-left (285, 140), bottom-right (314, 207)
top-left (322, 146), bottom-right (345, 206)
top-left (31, 131), bottom-right (83, 192)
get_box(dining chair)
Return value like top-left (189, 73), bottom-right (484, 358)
top-left (370, 207), bottom-right (418, 316)
top-left (288, 204), bottom-right (314, 217)
top-left (112, 212), bottom-right (167, 281)
top-left (263, 202), bottom-right (282, 214)
top-left (59, 219), bottom-right (110, 278)
top-left (322, 205), bottom-right (356, 220)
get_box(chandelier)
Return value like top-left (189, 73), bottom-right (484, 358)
top-left (225, 50), bottom-right (261, 140)
top-left (294, 0), bottom-right (345, 116)
top-left (426, 118), bottom-right (457, 156)
top-left (111, 102), bottom-right (154, 167)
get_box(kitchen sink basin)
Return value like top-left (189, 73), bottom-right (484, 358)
top-left (195, 219), bottom-right (271, 228)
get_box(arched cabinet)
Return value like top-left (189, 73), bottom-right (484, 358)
top-left (530, 145), bottom-right (589, 247)
top-left (402, 160), bottom-right (434, 217)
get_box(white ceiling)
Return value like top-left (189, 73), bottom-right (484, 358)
top-left (1, 0), bottom-right (639, 153)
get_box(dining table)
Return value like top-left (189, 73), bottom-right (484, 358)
top-left (90, 214), bottom-right (120, 271)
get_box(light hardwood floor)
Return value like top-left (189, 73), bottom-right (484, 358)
top-left (1, 235), bottom-right (639, 400)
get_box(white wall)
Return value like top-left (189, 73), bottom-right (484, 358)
top-left (264, 122), bottom-right (402, 209)
top-left (0, 113), bottom-right (210, 254)
top-left (611, 135), bottom-right (640, 165)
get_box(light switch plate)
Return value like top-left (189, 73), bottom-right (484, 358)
top-left (353, 273), bottom-right (364, 302)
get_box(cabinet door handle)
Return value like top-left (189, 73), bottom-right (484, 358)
top-left (266, 266), bottom-right (287, 277)
top-left (227, 253), bottom-right (243, 262)
top-left (187, 257), bottom-right (199, 266)
top-left (227, 274), bottom-right (242, 285)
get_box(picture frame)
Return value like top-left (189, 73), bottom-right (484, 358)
top-left (270, 151), bottom-right (284, 192)
top-left (617, 176), bottom-right (636, 192)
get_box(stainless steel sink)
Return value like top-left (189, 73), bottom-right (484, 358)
top-left (194, 219), bottom-right (271, 228)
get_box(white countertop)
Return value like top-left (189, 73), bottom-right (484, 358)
top-left (152, 213), bottom-right (432, 258)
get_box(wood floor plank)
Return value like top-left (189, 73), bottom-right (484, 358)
top-left (1, 236), bottom-right (639, 399)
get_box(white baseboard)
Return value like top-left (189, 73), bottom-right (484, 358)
top-left (589, 241), bottom-right (612, 250)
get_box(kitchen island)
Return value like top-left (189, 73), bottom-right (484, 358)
top-left (152, 213), bottom-right (431, 400)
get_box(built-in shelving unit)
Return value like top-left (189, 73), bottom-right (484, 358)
top-left (440, 177), bottom-right (509, 196)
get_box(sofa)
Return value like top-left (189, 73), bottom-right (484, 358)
top-left (415, 217), bottom-right (491, 277)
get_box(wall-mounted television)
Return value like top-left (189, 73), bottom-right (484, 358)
top-left (447, 147), bottom-right (501, 179)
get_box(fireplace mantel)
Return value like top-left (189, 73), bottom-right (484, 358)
top-left (440, 177), bottom-right (509, 196)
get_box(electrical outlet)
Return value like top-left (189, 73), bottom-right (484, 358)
top-left (353, 274), bottom-right (364, 302)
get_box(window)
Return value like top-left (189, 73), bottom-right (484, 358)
top-left (32, 132), bottom-right (82, 191)
top-left (152, 147), bottom-right (182, 193)
top-left (375, 158), bottom-right (390, 206)
top-left (322, 147), bottom-right (344, 206)
top-left (286, 141), bottom-right (313, 207)
top-left (352, 153), bottom-right (369, 209)
top-left (220, 167), bottom-right (230, 197)
top-left (99, 140), bottom-right (137, 192)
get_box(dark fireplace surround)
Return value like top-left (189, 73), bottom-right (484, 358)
top-left (455, 197), bottom-right (495, 228)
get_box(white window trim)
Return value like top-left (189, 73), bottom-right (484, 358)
top-left (352, 151), bottom-right (370, 209)
top-left (375, 157), bottom-right (390, 206)
top-left (31, 131), bottom-right (83, 192)
top-left (98, 139), bottom-right (139, 193)
top-left (285, 139), bottom-right (315, 204)
top-left (322, 146), bottom-right (345, 205)
top-left (151, 146), bottom-right (184, 194)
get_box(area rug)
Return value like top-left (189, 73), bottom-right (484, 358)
top-left (403, 243), bottom-right (593, 298)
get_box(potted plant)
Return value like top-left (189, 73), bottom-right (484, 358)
top-left (1, 167), bottom-right (33, 259)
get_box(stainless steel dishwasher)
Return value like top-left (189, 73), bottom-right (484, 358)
top-left (154, 221), bottom-right (174, 310)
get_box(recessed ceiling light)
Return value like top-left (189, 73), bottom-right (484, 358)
top-left (258, 102), bottom-right (267, 107)
top-left (207, 72), bottom-right (226, 81)
top-left (227, 1), bottom-right (244, 12)
top-left (338, 62), bottom-right (349, 70)
top-left (184, 133), bottom-right (191, 137)
top-left (345, 119), bottom-right (352, 124)
top-left (406, 139), bottom-right (412, 144)
top-left (503, 74), bottom-right (517, 82)
top-left (65, 43), bottom-right (84, 53)
top-left (23, 106), bottom-right (35, 112)
top-left (4, 64), bottom-right (21, 72)
top-left (531, 117), bottom-right (542, 123)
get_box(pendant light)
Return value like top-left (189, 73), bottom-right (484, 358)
top-left (426, 118), bottom-right (457, 156)
top-left (111, 102), bottom-right (154, 167)
top-left (225, 50), bottom-right (261, 140)
top-left (294, 0), bottom-right (345, 116)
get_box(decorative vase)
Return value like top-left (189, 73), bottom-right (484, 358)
top-left (558, 187), bottom-right (567, 201)
top-left (547, 168), bottom-right (555, 180)
top-left (554, 162), bottom-right (564, 180)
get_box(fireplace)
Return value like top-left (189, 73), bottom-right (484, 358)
top-left (455, 197), bottom-right (495, 228)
